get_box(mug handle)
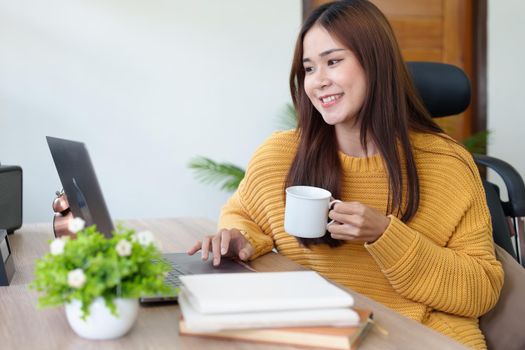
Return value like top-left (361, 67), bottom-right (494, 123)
top-left (327, 199), bottom-right (342, 226)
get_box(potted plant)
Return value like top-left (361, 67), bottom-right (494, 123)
top-left (30, 218), bottom-right (174, 340)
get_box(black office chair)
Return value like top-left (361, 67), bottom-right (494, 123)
top-left (407, 61), bottom-right (525, 266)
top-left (408, 61), bottom-right (525, 350)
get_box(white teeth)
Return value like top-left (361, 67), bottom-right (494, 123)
top-left (321, 94), bottom-right (340, 103)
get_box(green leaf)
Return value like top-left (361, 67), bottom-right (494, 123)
top-left (463, 130), bottom-right (490, 153)
top-left (188, 156), bottom-right (246, 192)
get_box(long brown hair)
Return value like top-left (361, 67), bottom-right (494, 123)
top-left (287, 0), bottom-right (444, 247)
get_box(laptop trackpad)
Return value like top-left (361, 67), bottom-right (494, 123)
top-left (163, 252), bottom-right (253, 275)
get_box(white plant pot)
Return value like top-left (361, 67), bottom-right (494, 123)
top-left (65, 297), bottom-right (139, 340)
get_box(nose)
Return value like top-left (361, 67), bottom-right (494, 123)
top-left (319, 78), bottom-right (331, 89)
top-left (314, 68), bottom-right (331, 89)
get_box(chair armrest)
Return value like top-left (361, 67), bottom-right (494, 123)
top-left (474, 154), bottom-right (525, 217)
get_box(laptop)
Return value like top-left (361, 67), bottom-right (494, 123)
top-left (46, 136), bottom-right (252, 303)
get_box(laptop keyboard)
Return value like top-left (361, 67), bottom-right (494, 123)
top-left (165, 261), bottom-right (184, 288)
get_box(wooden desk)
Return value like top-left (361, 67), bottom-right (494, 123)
top-left (0, 218), bottom-right (468, 350)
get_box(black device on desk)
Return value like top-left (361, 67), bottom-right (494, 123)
top-left (0, 164), bottom-right (23, 234)
top-left (46, 136), bottom-right (252, 304)
top-left (0, 229), bottom-right (15, 286)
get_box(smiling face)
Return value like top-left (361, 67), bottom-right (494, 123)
top-left (302, 25), bottom-right (367, 128)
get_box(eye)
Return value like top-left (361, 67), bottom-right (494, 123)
top-left (304, 66), bottom-right (314, 74)
top-left (328, 59), bottom-right (342, 66)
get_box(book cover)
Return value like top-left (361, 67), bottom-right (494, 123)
top-left (179, 309), bottom-right (373, 350)
top-left (179, 271), bottom-right (354, 314)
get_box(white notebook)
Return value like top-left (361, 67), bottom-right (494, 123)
top-left (179, 271), bottom-right (354, 314)
top-left (178, 290), bottom-right (360, 332)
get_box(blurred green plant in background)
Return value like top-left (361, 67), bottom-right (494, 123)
top-left (275, 103), bottom-right (298, 131)
top-left (187, 157), bottom-right (245, 192)
top-left (188, 104), bottom-right (297, 193)
top-left (189, 104), bottom-right (490, 193)
top-left (462, 129), bottom-right (490, 154)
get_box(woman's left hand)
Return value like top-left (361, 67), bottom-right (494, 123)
top-left (327, 201), bottom-right (390, 243)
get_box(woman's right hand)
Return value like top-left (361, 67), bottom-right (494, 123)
top-left (187, 228), bottom-right (254, 266)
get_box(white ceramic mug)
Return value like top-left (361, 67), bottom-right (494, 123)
top-left (284, 186), bottom-right (341, 238)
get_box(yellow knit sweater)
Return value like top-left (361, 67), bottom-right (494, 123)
top-left (219, 130), bottom-right (504, 349)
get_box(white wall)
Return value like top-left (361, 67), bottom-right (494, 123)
top-left (488, 0), bottom-right (525, 192)
top-left (0, 0), bottom-right (302, 223)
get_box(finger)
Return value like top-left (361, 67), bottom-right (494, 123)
top-left (187, 240), bottom-right (202, 255)
top-left (330, 233), bottom-right (361, 241)
top-left (329, 211), bottom-right (364, 227)
top-left (328, 210), bottom-right (351, 223)
top-left (220, 230), bottom-right (231, 255)
top-left (330, 233), bottom-right (357, 241)
top-left (201, 236), bottom-right (211, 261)
top-left (327, 222), bottom-right (356, 235)
top-left (211, 235), bottom-right (222, 266)
top-left (332, 201), bottom-right (363, 215)
top-left (238, 242), bottom-right (254, 261)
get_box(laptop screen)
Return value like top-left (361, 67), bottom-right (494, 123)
top-left (47, 136), bottom-right (115, 237)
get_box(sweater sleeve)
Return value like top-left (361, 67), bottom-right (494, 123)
top-left (218, 132), bottom-right (294, 259)
top-left (365, 153), bottom-right (504, 318)
top-left (219, 188), bottom-right (274, 260)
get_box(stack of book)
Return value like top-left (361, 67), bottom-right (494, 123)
top-left (178, 271), bottom-right (372, 350)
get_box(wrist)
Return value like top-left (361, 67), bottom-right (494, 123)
top-left (369, 216), bottom-right (391, 243)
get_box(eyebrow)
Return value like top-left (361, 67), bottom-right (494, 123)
top-left (302, 48), bottom-right (346, 63)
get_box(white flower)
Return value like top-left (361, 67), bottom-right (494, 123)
top-left (67, 269), bottom-right (86, 289)
top-left (68, 217), bottom-right (86, 233)
top-left (115, 239), bottom-right (132, 257)
top-left (50, 238), bottom-right (66, 255)
top-left (132, 230), bottom-right (155, 246)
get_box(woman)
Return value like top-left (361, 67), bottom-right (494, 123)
top-left (188, 1), bottom-right (503, 348)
